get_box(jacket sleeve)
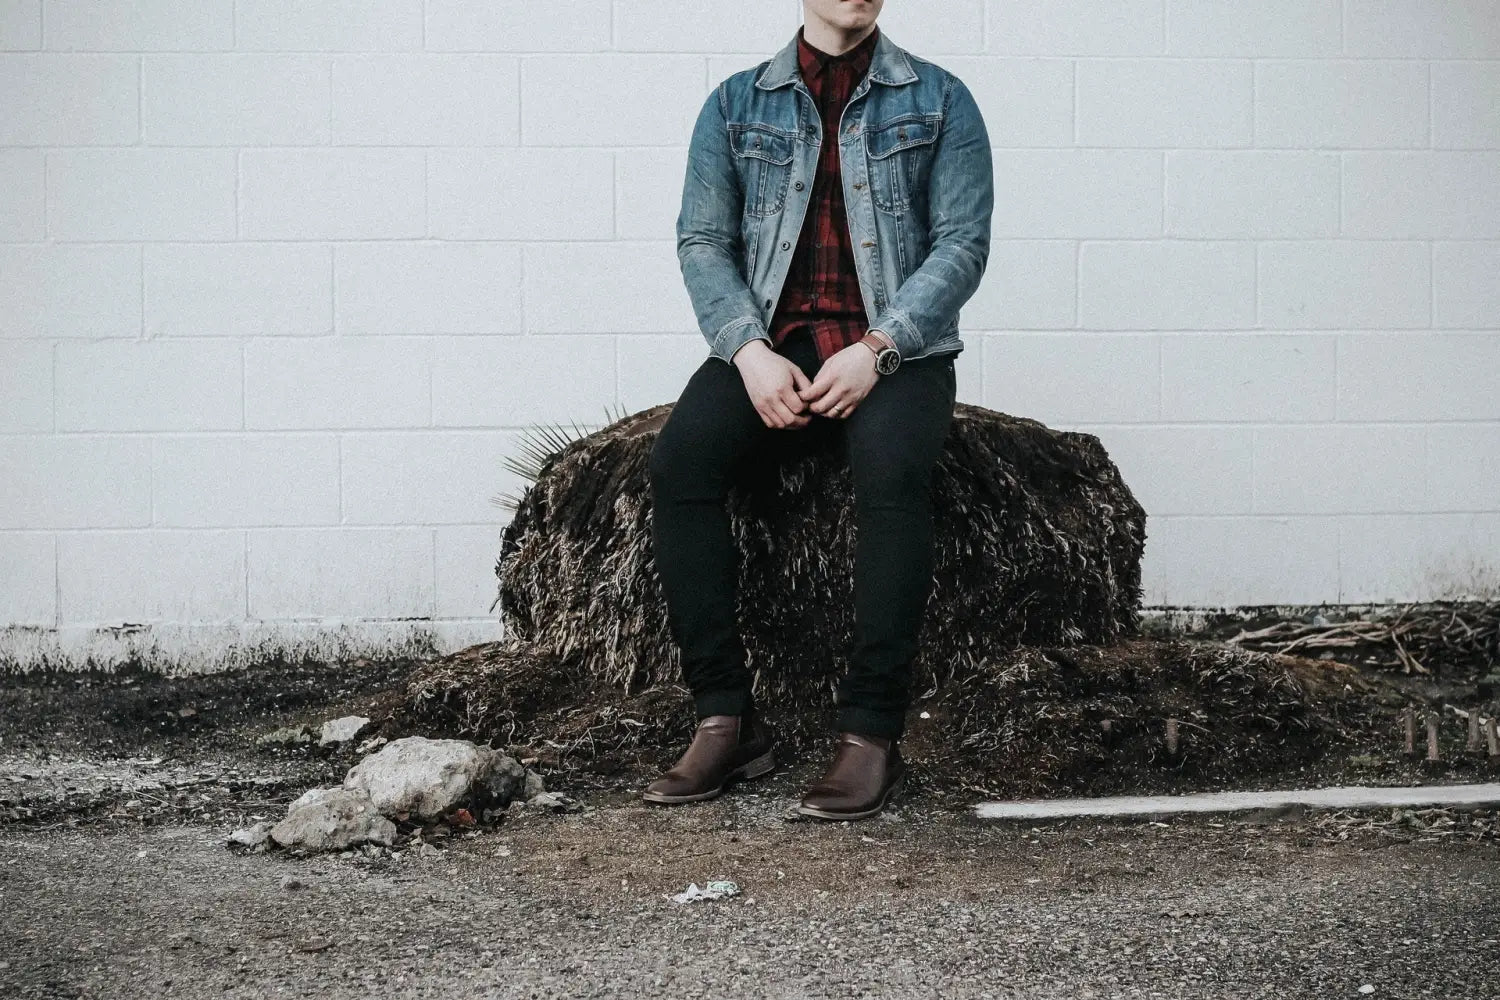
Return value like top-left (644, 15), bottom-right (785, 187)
top-left (868, 75), bottom-right (993, 360)
top-left (676, 84), bottom-right (774, 365)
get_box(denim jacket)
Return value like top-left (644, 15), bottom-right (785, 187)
top-left (676, 28), bottom-right (993, 366)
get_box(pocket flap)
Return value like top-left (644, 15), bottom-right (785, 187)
top-left (865, 117), bottom-right (939, 159)
top-left (731, 126), bottom-right (795, 165)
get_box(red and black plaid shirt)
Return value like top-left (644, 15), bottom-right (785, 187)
top-left (767, 24), bottom-right (879, 363)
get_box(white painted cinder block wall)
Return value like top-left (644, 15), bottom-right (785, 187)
top-left (2, 1), bottom-right (1499, 670)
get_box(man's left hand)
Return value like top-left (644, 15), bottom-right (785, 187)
top-left (799, 342), bottom-right (879, 419)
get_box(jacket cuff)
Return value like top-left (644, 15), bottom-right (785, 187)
top-left (712, 316), bottom-right (771, 365)
top-left (868, 310), bottom-right (922, 360)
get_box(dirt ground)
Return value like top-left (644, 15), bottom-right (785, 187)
top-left (3, 654), bottom-right (1499, 998)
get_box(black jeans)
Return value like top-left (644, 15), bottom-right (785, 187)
top-left (647, 325), bottom-right (958, 741)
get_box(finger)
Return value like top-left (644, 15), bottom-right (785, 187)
top-left (787, 365), bottom-right (813, 393)
top-left (767, 394), bottom-right (802, 428)
top-left (812, 387), bottom-right (847, 415)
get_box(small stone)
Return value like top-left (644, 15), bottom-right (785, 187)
top-left (521, 769), bottom-right (546, 800)
top-left (256, 725), bottom-right (313, 747)
top-left (319, 715), bottom-right (371, 747)
top-left (227, 821), bottom-right (272, 849)
top-left (280, 875), bottom-right (303, 891)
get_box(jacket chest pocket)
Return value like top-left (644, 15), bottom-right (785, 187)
top-left (730, 125), bottom-right (795, 218)
top-left (865, 116), bottom-right (940, 214)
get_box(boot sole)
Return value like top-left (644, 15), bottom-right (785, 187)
top-left (796, 769), bottom-right (907, 821)
top-left (640, 745), bottom-right (778, 805)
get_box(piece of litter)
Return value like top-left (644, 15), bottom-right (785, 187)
top-left (666, 880), bottom-right (740, 905)
top-left (1358, 987), bottom-right (1375, 995)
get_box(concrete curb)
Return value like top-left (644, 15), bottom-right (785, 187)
top-left (972, 783), bottom-right (1500, 820)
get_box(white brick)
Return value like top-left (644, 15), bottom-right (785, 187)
top-left (1253, 425), bottom-right (1426, 515)
top-left (943, 57), bottom-right (1074, 147)
top-left (866, 2), bottom-right (985, 55)
top-left (618, 333), bottom-right (709, 411)
top-left (1338, 514), bottom-right (1500, 603)
top-left (1, 2), bottom-right (41, 49)
top-left (963, 241), bottom-right (1077, 329)
top-left (1338, 332), bottom-right (1500, 422)
top-left (425, 0), bottom-right (611, 52)
top-left (1080, 242), bottom-right (1256, 330)
top-left (332, 55), bottom-right (519, 146)
top-left (0, 436), bottom-right (150, 529)
top-left (432, 335), bottom-right (617, 427)
top-left (244, 337), bottom-right (431, 430)
top-left (0, 245), bottom-right (141, 339)
top-left (55, 341), bottom-right (241, 433)
top-left (1433, 63), bottom-right (1500, 150)
top-left (613, 1), bottom-right (796, 52)
top-left (57, 531), bottom-right (244, 625)
top-left (1161, 334), bottom-right (1336, 423)
top-left (1084, 426), bottom-right (1253, 516)
top-left (239, 149), bottom-right (425, 240)
top-left (1345, 153), bottom-right (1500, 240)
top-left (1166, 151), bottom-right (1339, 238)
top-left (45, 0), bottom-right (232, 50)
top-left (48, 149), bottom-right (236, 241)
top-left (335, 243), bottom-right (522, 336)
top-left (1143, 515), bottom-right (1338, 605)
top-left (234, 0), bottom-right (422, 51)
top-left (989, 151), bottom-right (1162, 238)
top-left (1434, 242), bottom-right (1500, 328)
top-left (985, 0), bottom-right (1164, 56)
top-left (429, 149), bottom-right (614, 240)
top-left (984, 333), bottom-right (1159, 423)
top-left (526, 242), bottom-right (696, 333)
top-left (1258, 242), bottom-right (1430, 330)
top-left (145, 243), bottom-right (333, 338)
top-left (1344, 1), bottom-right (1500, 58)
top-left (616, 148), bottom-right (686, 241)
top-left (1076, 59), bottom-right (1252, 148)
top-left (522, 56), bottom-right (704, 146)
top-left (340, 431), bottom-right (527, 525)
top-left (1167, 0), bottom-right (1341, 56)
top-left (0, 149), bottom-right (44, 240)
top-left (248, 528), bottom-right (433, 620)
top-left (0, 54), bottom-right (137, 144)
top-left (143, 55), bottom-right (329, 145)
top-left (0, 534), bottom-right (53, 625)
top-left (1427, 424), bottom-right (1500, 512)
top-left (1254, 60), bottom-right (1429, 150)
top-left (435, 524), bottom-right (505, 619)
top-left (0, 340), bottom-right (50, 432)
top-left (152, 434), bottom-right (340, 527)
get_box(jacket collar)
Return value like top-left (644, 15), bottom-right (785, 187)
top-left (755, 24), bottom-right (917, 91)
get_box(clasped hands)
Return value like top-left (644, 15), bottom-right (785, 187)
top-left (734, 332), bottom-right (891, 430)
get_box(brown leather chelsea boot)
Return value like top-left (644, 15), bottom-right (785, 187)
top-left (796, 731), bottom-right (906, 820)
top-left (641, 703), bottom-right (776, 805)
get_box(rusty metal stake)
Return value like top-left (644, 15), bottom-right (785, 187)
top-left (1100, 719), bottom-right (1113, 744)
top-left (1165, 717), bottom-right (1179, 755)
top-left (1468, 709), bottom-right (1483, 753)
top-left (1426, 711), bottom-right (1441, 764)
top-left (1402, 705), bottom-right (1417, 756)
top-left (1488, 717), bottom-right (1499, 770)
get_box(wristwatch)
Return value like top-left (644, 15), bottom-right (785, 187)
top-left (859, 330), bottom-right (901, 375)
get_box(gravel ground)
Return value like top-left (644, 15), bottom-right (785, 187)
top-left (4, 775), bottom-right (1500, 999)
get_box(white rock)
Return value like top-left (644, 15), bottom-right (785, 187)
top-left (343, 736), bottom-right (523, 820)
top-left (270, 786), bottom-right (396, 852)
top-left (319, 715), bottom-right (371, 746)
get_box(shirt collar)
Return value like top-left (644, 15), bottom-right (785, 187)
top-left (796, 23), bottom-right (880, 82)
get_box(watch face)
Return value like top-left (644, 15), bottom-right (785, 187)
top-left (876, 349), bottom-right (900, 375)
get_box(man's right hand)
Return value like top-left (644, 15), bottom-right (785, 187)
top-left (731, 340), bottom-right (814, 429)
